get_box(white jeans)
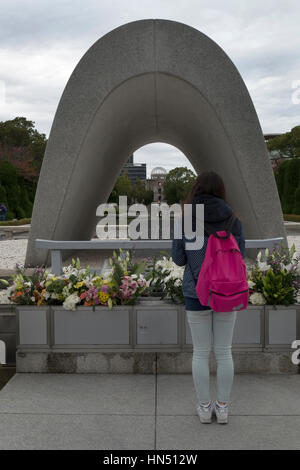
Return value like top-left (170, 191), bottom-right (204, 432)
top-left (186, 309), bottom-right (237, 403)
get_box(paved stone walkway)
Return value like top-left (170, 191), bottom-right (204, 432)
top-left (0, 373), bottom-right (299, 450)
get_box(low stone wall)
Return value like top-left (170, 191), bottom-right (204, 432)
top-left (13, 302), bottom-right (300, 374)
top-left (16, 350), bottom-right (298, 374)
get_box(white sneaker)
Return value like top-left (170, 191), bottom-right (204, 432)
top-left (214, 400), bottom-right (229, 424)
top-left (196, 401), bottom-right (213, 423)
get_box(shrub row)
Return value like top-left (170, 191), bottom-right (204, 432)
top-left (275, 159), bottom-right (300, 215)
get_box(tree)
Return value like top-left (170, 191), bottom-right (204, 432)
top-left (108, 175), bottom-right (133, 205)
top-left (0, 160), bottom-right (35, 219)
top-left (0, 117), bottom-right (47, 171)
top-left (267, 125), bottom-right (300, 158)
top-left (163, 167), bottom-right (196, 205)
top-left (132, 178), bottom-right (153, 205)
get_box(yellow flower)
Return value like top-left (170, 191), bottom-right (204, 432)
top-left (74, 281), bottom-right (85, 289)
top-left (99, 292), bottom-right (109, 304)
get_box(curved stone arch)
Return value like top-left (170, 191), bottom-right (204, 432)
top-left (25, 19), bottom-right (286, 266)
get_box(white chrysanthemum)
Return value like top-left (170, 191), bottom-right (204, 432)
top-left (249, 292), bottom-right (266, 305)
top-left (0, 289), bottom-right (12, 304)
top-left (62, 286), bottom-right (70, 297)
top-left (63, 293), bottom-right (80, 311)
top-left (247, 280), bottom-right (255, 289)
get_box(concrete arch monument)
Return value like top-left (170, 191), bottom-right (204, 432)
top-left (25, 19), bottom-right (287, 267)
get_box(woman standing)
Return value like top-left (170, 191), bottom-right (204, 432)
top-left (172, 171), bottom-right (245, 424)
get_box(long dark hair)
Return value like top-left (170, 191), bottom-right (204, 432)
top-left (182, 171), bottom-right (241, 220)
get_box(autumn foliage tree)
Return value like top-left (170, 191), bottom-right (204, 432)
top-left (0, 117), bottom-right (46, 220)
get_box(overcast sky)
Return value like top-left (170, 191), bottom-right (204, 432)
top-left (0, 0), bottom-right (299, 177)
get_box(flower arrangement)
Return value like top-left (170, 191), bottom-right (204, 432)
top-left (247, 242), bottom-right (300, 306)
top-left (108, 248), bottom-right (148, 305)
top-left (1, 243), bottom-right (299, 310)
top-left (0, 249), bottom-right (148, 310)
top-left (145, 251), bottom-right (185, 303)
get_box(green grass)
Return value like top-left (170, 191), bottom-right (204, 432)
top-left (283, 214), bottom-right (300, 223)
top-left (0, 218), bottom-right (31, 226)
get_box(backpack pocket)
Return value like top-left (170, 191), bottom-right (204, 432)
top-left (208, 280), bottom-right (249, 313)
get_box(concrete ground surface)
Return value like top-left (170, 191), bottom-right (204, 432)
top-left (0, 372), bottom-right (299, 450)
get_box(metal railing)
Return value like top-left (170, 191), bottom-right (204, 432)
top-left (35, 237), bottom-right (285, 275)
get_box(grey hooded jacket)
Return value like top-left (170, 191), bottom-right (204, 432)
top-left (171, 193), bottom-right (246, 303)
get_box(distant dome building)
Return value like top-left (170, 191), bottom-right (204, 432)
top-left (146, 166), bottom-right (168, 204)
top-left (151, 166), bottom-right (167, 178)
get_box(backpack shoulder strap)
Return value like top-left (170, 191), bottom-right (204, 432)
top-left (204, 214), bottom-right (236, 239)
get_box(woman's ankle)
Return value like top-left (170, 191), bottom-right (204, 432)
top-left (216, 400), bottom-right (228, 406)
top-left (200, 400), bottom-right (211, 406)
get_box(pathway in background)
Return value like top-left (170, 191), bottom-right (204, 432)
top-left (1, 234), bottom-right (300, 271)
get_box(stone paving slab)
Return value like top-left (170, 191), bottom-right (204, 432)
top-left (0, 414), bottom-right (155, 450)
top-left (0, 373), bottom-right (299, 450)
top-left (0, 373), bottom-right (155, 415)
top-left (156, 415), bottom-right (300, 450)
top-left (156, 374), bottom-right (300, 416)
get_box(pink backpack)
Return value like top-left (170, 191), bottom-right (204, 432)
top-left (189, 215), bottom-right (249, 313)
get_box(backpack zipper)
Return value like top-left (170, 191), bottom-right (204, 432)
top-left (209, 288), bottom-right (249, 297)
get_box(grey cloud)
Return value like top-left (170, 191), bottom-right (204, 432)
top-left (0, 0), bottom-right (299, 166)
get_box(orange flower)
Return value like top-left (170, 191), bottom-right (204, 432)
top-left (84, 300), bottom-right (93, 306)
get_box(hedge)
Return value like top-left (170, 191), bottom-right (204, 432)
top-left (275, 159), bottom-right (300, 215)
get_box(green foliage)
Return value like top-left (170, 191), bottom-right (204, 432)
top-left (108, 175), bottom-right (133, 204)
top-left (0, 160), bottom-right (35, 219)
top-left (0, 117), bottom-right (45, 220)
top-left (262, 269), bottom-right (296, 305)
top-left (275, 158), bottom-right (300, 215)
top-left (108, 175), bottom-right (154, 206)
top-left (283, 214), bottom-right (300, 222)
top-left (0, 217), bottom-right (31, 226)
top-left (247, 242), bottom-right (300, 305)
top-left (0, 117), bottom-right (47, 171)
top-left (267, 125), bottom-right (300, 158)
top-left (131, 178), bottom-right (154, 205)
top-left (163, 167), bottom-right (196, 205)
top-left (293, 185), bottom-right (300, 214)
